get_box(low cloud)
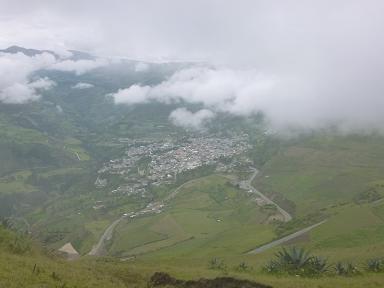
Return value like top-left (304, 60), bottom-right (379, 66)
top-left (111, 65), bottom-right (384, 133)
top-left (111, 67), bottom-right (275, 108)
top-left (49, 58), bottom-right (108, 75)
top-left (113, 85), bottom-right (152, 105)
top-left (134, 62), bottom-right (149, 72)
top-left (0, 78), bottom-right (55, 104)
top-left (0, 51), bottom-right (107, 103)
top-left (72, 82), bottom-right (94, 89)
top-left (111, 66), bottom-right (276, 127)
top-left (0, 52), bottom-right (56, 103)
top-left (169, 108), bottom-right (215, 130)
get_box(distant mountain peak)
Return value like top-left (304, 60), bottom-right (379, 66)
top-left (0, 45), bottom-right (95, 60)
top-left (0, 45), bottom-right (51, 57)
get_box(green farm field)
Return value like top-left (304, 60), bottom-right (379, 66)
top-left (110, 174), bottom-right (275, 258)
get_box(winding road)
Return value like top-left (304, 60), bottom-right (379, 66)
top-left (88, 177), bottom-right (205, 256)
top-left (242, 167), bottom-right (328, 254)
top-left (89, 167), bottom-right (297, 257)
top-left (240, 167), bottom-right (292, 222)
top-left (88, 216), bottom-right (125, 256)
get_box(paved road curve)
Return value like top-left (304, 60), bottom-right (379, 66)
top-left (240, 167), bottom-right (292, 222)
top-left (88, 216), bottom-right (126, 256)
top-left (247, 220), bottom-right (327, 254)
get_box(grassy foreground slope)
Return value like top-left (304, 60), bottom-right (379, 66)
top-left (0, 226), bottom-right (147, 288)
top-left (2, 224), bottom-right (384, 288)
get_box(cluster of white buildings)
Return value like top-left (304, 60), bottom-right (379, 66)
top-left (148, 136), bottom-right (249, 181)
top-left (96, 134), bottom-right (250, 196)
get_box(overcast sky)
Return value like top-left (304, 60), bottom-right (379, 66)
top-left (1, 0), bottom-right (382, 63)
top-left (1, 0), bottom-right (384, 131)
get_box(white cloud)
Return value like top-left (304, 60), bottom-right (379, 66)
top-left (0, 77), bottom-right (55, 104)
top-left (111, 65), bottom-right (384, 132)
top-left (49, 58), bottom-right (108, 75)
top-left (111, 67), bottom-right (276, 117)
top-left (169, 108), bottom-right (215, 130)
top-left (29, 77), bottom-right (55, 90)
top-left (0, 50), bottom-right (108, 103)
top-left (134, 62), bottom-right (149, 72)
top-left (72, 82), bottom-right (94, 89)
top-left (113, 85), bottom-right (152, 105)
top-left (0, 52), bottom-right (56, 103)
top-left (111, 67), bottom-right (275, 107)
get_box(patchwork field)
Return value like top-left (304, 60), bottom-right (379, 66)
top-left (3, 130), bottom-right (384, 287)
top-left (109, 174), bottom-right (275, 258)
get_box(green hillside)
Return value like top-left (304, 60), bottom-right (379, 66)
top-left (1, 50), bottom-right (384, 287)
top-left (251, 133), bottom-right (384, 261)
top-left (255, 134), bottom-right (384, 215)
top-left (3, 221), bottom-right (384, 288)
top-left (110, 174), bottom-right (274, 257)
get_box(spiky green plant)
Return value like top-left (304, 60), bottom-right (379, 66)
top-left (335, 262), bottom-right (359, 276)
top-left (0, 217), bottom-right (13, 230)
top-left (275, 247), bottom-right (311, 271)
top-left (263, 260), bottom-right (281, 274)
top-left (264, 247), bottom-right (331, 276)
top-left (236, 261), bottom-right (250, 272)
top-left (366, 258), bottom-right (384, 272)
top-left (208, 257), bottom-right (226, 270)
top-left (307, 256), bottom-right (330, 275)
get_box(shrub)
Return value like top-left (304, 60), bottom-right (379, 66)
top-left (0, 217), bottom-right (14, 230)
top-left (236, 261), bottom-right (250, 272)
top-left (8, 234), bottom-right (31, 254)
top-left (208, 257), bottom-right (226, 270)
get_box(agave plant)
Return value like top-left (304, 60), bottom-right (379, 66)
top-left (0, 217), bottom-right (13, 230)
top-left (236, 261), bottom-right (250, 272)
top-left (264, 247), bottom-right (332, 276)
top-left (208, 257), bottom-right (226, 270)
top-left (275, 247), bottom-right (312, 271)
top-left (366, 258), bottom-right (384, 272)
top-left (335, 262), bottom-right (347, 275)
top-left (263, 260), bottom-right (282, 273)
top-left (307, 256), bottom-right (329, 274)
top-left (335, 262), bottom-right (359, 276)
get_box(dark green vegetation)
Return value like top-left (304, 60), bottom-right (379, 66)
top-left (148, 272), bottom-right (272, 288)
top-left (264, 247), bottom-right (348, 277)
top-left (264, 246), bottom-right (384, 277)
